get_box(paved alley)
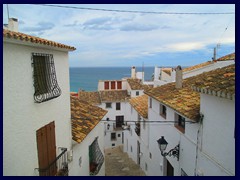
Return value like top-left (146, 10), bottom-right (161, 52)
top-left (105, 145), bottom-right (146, 176)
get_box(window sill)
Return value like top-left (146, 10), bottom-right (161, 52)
top-left (174, 124), bottom-right (185, 133)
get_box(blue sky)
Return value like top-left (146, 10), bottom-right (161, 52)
top-left (3, 4), bottom-right (235, 67)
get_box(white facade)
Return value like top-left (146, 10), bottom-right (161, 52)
top-left (196, 94), bottom-right (235, 176)
top-left (123, 103), bottom-right (150, 175)
top-left (3, 40), bottom-right (72, 175)
top-left (99, 101), bottom-right (128, 148)
top-left (98, 79), bottom-right (127, 91)
top-left (69, 122), bottom-right (105, 176)
top-left (153, 61), bottom-right (235, 87)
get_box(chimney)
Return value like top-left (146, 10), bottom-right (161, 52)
top-left (175, 65), bottom-right (182, 89)
top-left (8, 18), bottom-right (18, 32)
top-left (131, 66), bottom-right (136, 79)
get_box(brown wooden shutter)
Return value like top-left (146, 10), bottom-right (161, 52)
top-left (104, 81), bottom-right (109, 90)
top-left (111, 81), bottom-right (116, 89)
top-left (117, 81), bottom-right (122, 89)
top-left (36, 121), bottom-right (57, 176)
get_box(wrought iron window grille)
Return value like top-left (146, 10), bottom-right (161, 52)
top-left (35, 147), bottom-right (68, 176)
top-left (32, 53), bottom-right (61, 103)
top-left (89, 137), bottom-right (104, 176)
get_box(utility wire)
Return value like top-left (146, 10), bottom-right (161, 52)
top-left (31, 4), bottom-right (234, 15)
top-left (72, 118), bottom-right (197, 124)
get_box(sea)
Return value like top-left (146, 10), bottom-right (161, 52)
top-left (69, 67), bottom-right (154, 92)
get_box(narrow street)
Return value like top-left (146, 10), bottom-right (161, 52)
top-left (105, 145), bottom-right (146, 176)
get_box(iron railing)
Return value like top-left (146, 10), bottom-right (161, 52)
top-left (113, 123), bottom-right (123, 131)
top-left (36, 147), bottom-right (68, 176)
top-left (135, 122), bottom-right (140, 136)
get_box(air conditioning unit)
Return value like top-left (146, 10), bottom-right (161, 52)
top-left (67, 150), bottom-right (73, 162)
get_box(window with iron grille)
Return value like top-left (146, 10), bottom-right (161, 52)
top-left (174, 113), bottom-right (185, 133)
top-left (106, 103), bottom-right (112, 108)
top-left (32, 53), bottom-right (61, 103)
top-left (89, 137), bottom-right (104, 176)
top-left (116, 102), bottom-right (121, 110)
top-left (111, 133), bottom-right (116, 141)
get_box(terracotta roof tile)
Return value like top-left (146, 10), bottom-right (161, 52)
top-left (78, 91), bottom-right (101, 105)
top-left (183, 61), bottom-right (213, 72)
top-left (129, 95), bottom-right (148, 118)
top-left (3, 29), bottom-right (76, 51)
top-left (217, 52), bottom-right (235, 61)
top-left (162, 68), bottom-right (172, 76)
top-left (192, 65), bottom-right (235, 100)
top-left (71, 96), bottom-right (107, 143)
top-left (99, 90), bottom-right (130, 102)
top-left (127, 78), bottom-right (152, 91)
top-left (145, 65), bottom-right (235, 121)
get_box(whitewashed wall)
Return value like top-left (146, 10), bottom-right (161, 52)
top-left (183, 61), bottom-right (234, 79)
top-left (3, 42), bottom-right (72, 176)
top-left (98, 80), bottom-right (127, 91)
top-left (147, 97), bottom-right (200, 176)
top-left (69, 122), bottom-right (105, 176)
top-left (99, 102), bottom-right (127, 148)
top-left (197, 94), bottom-right (235, 176)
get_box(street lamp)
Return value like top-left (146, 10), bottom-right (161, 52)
top-left (157, 136), bottom-right (179, 161)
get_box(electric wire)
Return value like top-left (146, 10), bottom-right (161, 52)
top-left (31, 4), bottom-right (234, 15)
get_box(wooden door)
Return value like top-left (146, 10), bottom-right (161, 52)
top-left (166, 159), bottom-right (174, 176)
top-left (111, 81), bottom-right (116, 89)
top-left (116, 116), bottom-right (124, 128)
top-left (36, 121), bottom-right (57, 176)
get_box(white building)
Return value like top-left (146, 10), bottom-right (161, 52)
top-left (3, 22), bottom-right (76, 175)
top-left (153, 53), bottom-right (235, 87)
top-left (70, 96), bottom-right (107, 176)
top-left (144, 64), bottom-right (235, 176)
top-left (123, 94), bottom-right (150, 175)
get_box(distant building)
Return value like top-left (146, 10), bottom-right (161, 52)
top-left (3, 18), bottom-right (76, 176)
top-left (153, 53), bottom-right (235, 87)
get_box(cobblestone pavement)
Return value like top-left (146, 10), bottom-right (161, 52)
top-left (105, 145), bottom-right (146, 176)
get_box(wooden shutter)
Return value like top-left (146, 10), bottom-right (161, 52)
top-left (104, 81), bottom-right (109, 90)
top-left (117, 81), bottom-right (122, 89)
top-left (111, 81), bottom-right (116, 89)
top-left (36, 121), bottom-right (57, 176)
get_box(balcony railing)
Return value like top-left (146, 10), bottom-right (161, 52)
top-left (135, 122), bottom-right (140, 136)
top-left (113, 123), bottom-right (123, 131)
top-left (36, 147), bottom-right (68, 176)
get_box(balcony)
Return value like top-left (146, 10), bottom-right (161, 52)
top-left (36, 148), bottom-right (68, 176)
top-left (135, 122), bottom-right (140, 136)
top-left (113, 123), bottom-right (123, 131)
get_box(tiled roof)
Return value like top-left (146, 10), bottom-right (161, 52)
top-left (129, 95), bottom-right (148, 118)
top-left (99, 90), bottom-right (130, 102)
top-left (71, 96), bottom-right (107, 143)
top-left (78, 91), bottom-right (101, 105)
top-left (183, 61), bottom-right (213, 72)
top-left (162, 68), bottom-right (172, 76)
top-left (145, 65), bottom-right (235, 121)
top-left (192, 64), bottom-right (235, 100)
top-left (3, 29), bottom-right (76, 51)
top-left (127, 78), bottom-right (152, 91)
top-left (217, 52), bottom-right (235, 61)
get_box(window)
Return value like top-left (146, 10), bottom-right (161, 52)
top-left (111, 133), bottom-right (116, 141)
top-left (32, 53), bottom-right (61, 103)
top-left (89, 137), bottom-right (104, 175)
top-left (117, 81), bottom-right (122, 89)
top-left (106, 103), bottom-right (112, 108)
top-left (149, 152), bottom-right (152, 159)
top-left (116, 116), bottom-right (124, 128)
top-left (112, 143), bottom-right (115, 147)
top-left (145, 163), bottom-right (148, 171)
top-left (111, 81), bottom-right (116, 89)
top-left (118, 134), bottom-right (121, 137)
top-left (136, 91), bottom-right (139, 96)
top-left (160, 104), bottom-right (167, 119)
top-left (116, 102), bottom-right (121, 110)
top-left (175, 113), bottom-right (185, 133)
top-left (149, 98), bottom-right (152, 108)
top-left (104, 81), bottom-right (109, 90)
